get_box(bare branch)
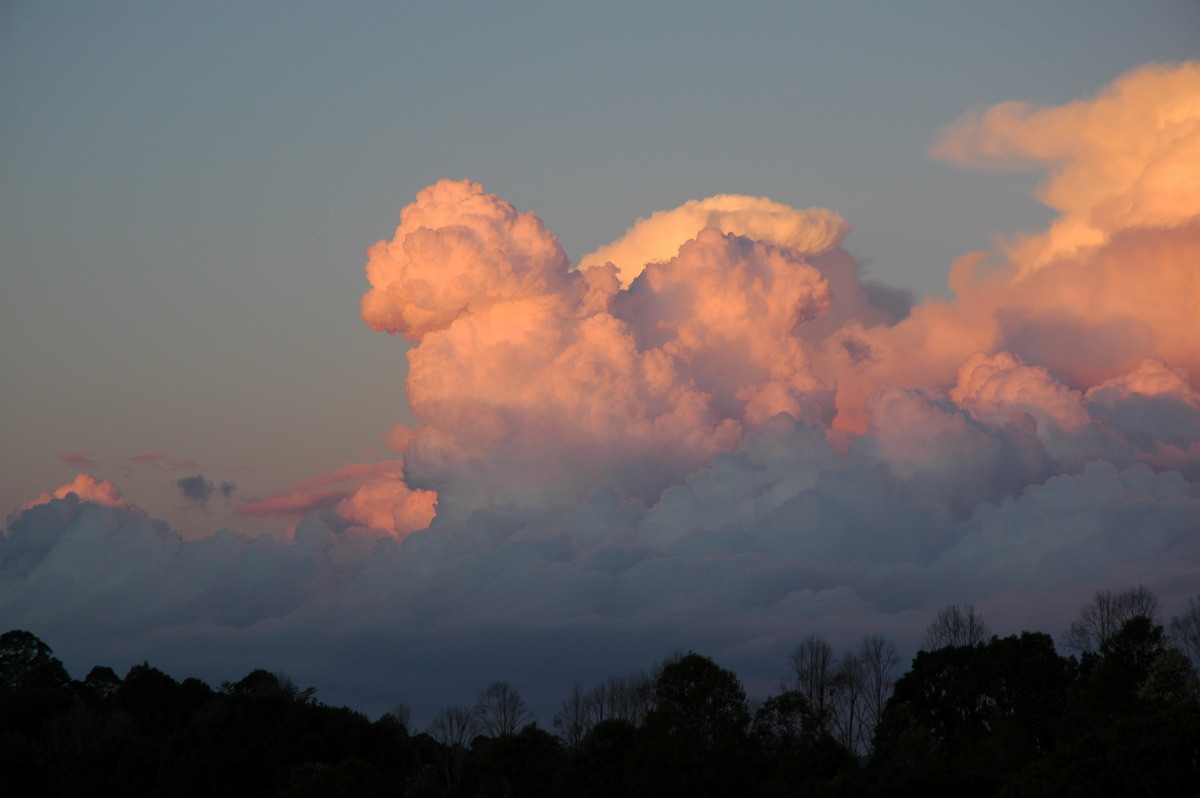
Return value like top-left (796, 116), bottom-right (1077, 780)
top-left (924, 604), bottom-right (990, 649)
top-left (1065, 585), bottom-right (1159, 653)
top-left (473, 681), bottom-right (533, 737)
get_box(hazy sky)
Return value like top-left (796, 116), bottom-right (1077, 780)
top-left (2, 2), bottom-right (1199, 722)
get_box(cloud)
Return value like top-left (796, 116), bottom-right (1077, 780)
top-left (59, 452), bottom-right (98, 468)
top-left (236, 461), bottom-right (435, 537)
top-left (360, 179), bottom-right (577, 343)
top-left (17, 473), bottom-right (126, 513)
top-left (176, 475), bottom-right (236, 507)
top-left (931, 61), bottom-right (1200, 275)
top-left (577, 194), bottom-right (851, 286)
top-left (3, 62), bottom-right (1200, 721)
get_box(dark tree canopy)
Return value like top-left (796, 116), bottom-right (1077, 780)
top-left (634, 652), bottom-right (754, 798)
top-left (1, 589), bottom-right (1197, 798)
top-left (0, 629), bottom-right (70, 692)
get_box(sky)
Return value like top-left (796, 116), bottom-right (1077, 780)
top-left (2, 1), bottom-right (1199, 723)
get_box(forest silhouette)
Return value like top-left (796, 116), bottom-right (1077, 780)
top-left (2, 587), bottom-right (1198, 796)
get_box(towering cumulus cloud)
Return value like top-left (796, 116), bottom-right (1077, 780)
top-left (360, 179), bottom-right (846, 517)
top-left (3, 62), bottom-right (1199, 719)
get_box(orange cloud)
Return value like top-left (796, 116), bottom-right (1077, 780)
top-left (236, 461), bottom-right (435, 537)
top-left (19, 473), bottom-right (127, 511)
top-left (281, 61), bottom-right (1200, 544)
top-left (376, 189), bottom-right (837, 511)
top-left (932, 60), bottom-right (1200, 275)
top-left (820, 62), bottom-right (1200, 433)
top-left (950, 352), bottom-right (1089, 433)
top-left (578, 193), bottom-right (849, 285)
top-left (360, 179), bottom-right (577, 343)
top-left (1086, 358), bottom-right (1200, 406)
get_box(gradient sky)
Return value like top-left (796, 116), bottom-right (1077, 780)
top-left (2, 2), bottom-right (1199, 722)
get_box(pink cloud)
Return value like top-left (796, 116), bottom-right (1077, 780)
top-left (353, 60), bottom-right (1200, 529)
top-left (58, 452), bottom-right (98, 468)
top-left (5, 61), bottom-right (1199, 724)
top-left (236, 461), bottom-right (435, 538)
top-left (578, 193), bottom-right (849, 285)
top-left (19, 473), bottom-right (127, 512)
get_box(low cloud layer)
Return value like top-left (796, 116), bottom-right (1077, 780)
top-left (4, 62), bottom-right (1199, 720)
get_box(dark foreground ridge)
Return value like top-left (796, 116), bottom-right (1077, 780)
top-left (3, 588), bottom-right (1199, 797)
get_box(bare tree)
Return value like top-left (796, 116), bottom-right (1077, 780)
top-left (584, 671), bottom-right (654, 727)
top-left (1169, 595), bottom-right (1200, 668)
top-left (1065, 585), bottom-right (1159, 653)
top-left (428, 705), bottom-right (478, 747)
top-left (474, 681), bottom-right (534, 737)
top-left (858, 634), bottom-right (900, 748)
top-left (607, 671), bottom-right (654, 725)
top-left (784, 634), bottom-right (900, 755)
top-left (829, 650), bottom-right (866, 752)
top-left (924, 604), bottom-right (990, 649)
top-left (553, 682), bottom-right (593, 747)
top-left (789, 635), bottom-right (836, 729)
top-left (428, 705), bottom-right (477, 793)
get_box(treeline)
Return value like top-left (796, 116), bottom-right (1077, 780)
top-left (2, 587), bottom-right (1198, 797)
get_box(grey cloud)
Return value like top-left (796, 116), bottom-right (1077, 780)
top-left (176, 474), bottom-right (236, 506)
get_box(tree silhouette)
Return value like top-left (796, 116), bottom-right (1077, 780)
top-left (427, 704), bottom-right (477, 793)
top-left (1064, 585), bottom-right (1159, 653)
top-left (0, 630), bottom-right (70, 691)
top-left (923, 603), bottom-right (990, 649)
top-left (788, 635), bottom-right (835, 731)
top-left (473, 680), bottom-right (533, 737)
top-left (634, 652), bottom-right (752, 798)
top-left (553, 681), bottom-right (592, 748)
top-left (1169, 594), bottom-right (1200, 668)
top-left (858, 634), bottom-right (900, 750)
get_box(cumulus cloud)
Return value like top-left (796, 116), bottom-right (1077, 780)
top-left (17, 473), bottom-right (126, 513)
top-left (236, 461), bottom-right (436, 537)
top-left (3, 62), bottom-right (1200, 721)
top-left (360, 184), bottom-right (851, 518)
top-left (932, 61), bottom-right (1200, 274)
top-left (176, 475), bottom-right (236, 507)
top-left (578, 194), bottom-right (851, 285)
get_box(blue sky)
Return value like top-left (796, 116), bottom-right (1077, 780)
top-left (2, 2), bottom-right (1198, 720)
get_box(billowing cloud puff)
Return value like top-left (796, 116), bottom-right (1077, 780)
top-left (821, 63), bottom-right (1200, 428)
top-left (950, 351), bottom-right (1089, 433)
top-left (4, 62), bottom-right (1200, 722)
top-left (578, 194), bottom-right (851, 285)
top-left (236, 461), bottom-right (436, 538)
top-left (1084, 359), bottom-right (1200, 475)
top-left (360, 179), bottom-right (577, 342)
top-left (18, 473), bottom-right (126, 512)
top-left (1086, 357), bottom-right (1200, 407)
top-left (932, 60), bottom-right (1200, 273)
top-left (361, 180), bottom-right (844, 516)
